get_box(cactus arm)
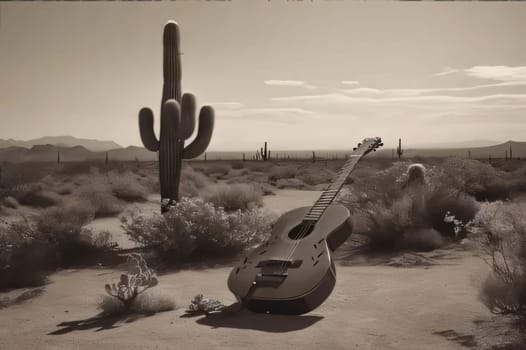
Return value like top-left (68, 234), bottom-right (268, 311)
top-left (183, 106), bottom-right (214, 159)
top-left (139, 107), bottom-right (160, 152)
top-left (181, 93), bottom-right (196, 140)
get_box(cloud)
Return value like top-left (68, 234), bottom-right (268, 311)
top-left (434, 65), bottom-right (526, 82)
top-left (264, 80), bottom-right (316, 89)
top-left (433, 67), bottom-right (459, 77)
top-left (464, 65), bottom-right (526, 82)
top-left (340, 81), bottom-right (526, 98)
top-left (273, 92), bottom-right (526, 104)
top-left (341, 80), bottom-right (360, 85)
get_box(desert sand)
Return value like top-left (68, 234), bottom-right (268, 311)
top-left (0, 190), bottom-right (511, 350)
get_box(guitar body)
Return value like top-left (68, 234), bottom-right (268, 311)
top-left (227, 204), bottom-right (353, 315)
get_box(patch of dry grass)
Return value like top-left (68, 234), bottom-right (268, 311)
top-left (98, 290), bottom-right (176, 316)
top-left (203, 183), bottom-right (263, 211)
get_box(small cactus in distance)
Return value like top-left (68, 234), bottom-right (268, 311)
top-left (396, 138), bottom-right (404, 159)
top-left (259, 141), bottom-right (270, 161)
top-left (138, 21), bottom-right (214, 213)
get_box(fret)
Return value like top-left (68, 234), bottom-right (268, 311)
top-left (302, 137), bottom-right (382, 222)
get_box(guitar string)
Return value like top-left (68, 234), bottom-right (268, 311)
top-left (278, 155), bottom-right (356, 273)
top-left (285, 139), bottom-right (380, 264)
top-left (281, 154), bottom-right (356, 266)
top-left (278, 140), bottom-right (379, 273)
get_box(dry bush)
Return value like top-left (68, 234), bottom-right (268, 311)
top-left (203, 183), bottom-right (263, 211)
top-left (111, 178), bottom-right (149, 203)
top-left (121, 198), bottom-right (273, 264)
top-left (3, 196), bottom-right (19, 209)
top-left (1, 205), bottom-right (118, 289)
top-left (474, 202), bottom-right (526, 316)
top-left (231, 162), bottom-right (244, 170)
top-left (180, 166), bottom-right (212, 198)
top-left (15, 184), bottom-right (61, 208)
top-left (98, 290), bottom-right (176, 316)
top-left (269, 165), bottom-right (298, 181)
top-left (297, 172), bottom-right (334, 186)
top-left (438, 158), bottom-right (522, 201)
top-left (275, 178), bottom-right (307, 189)
top-left (80, 190), bottom-right (123, 218)
top-left (245, 162), bottom-right (270, 172)
top-left (56, 186), bottom-right (73, 195)
top-left (341, 162), bottom-right (480, 252)
top-left (0, 224), bottom-right (55, 289)
top-left (202, 162), bottom-right (231, 176)
top-left (253, 182), bottom-right (275, 196)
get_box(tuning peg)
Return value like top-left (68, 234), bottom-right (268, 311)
top-left (357, 143), bottom-right (362, 147)
top-left (353, 147), bottom-right (357, 151)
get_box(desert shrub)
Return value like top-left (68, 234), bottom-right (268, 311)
top-left (56, 186), bottom-right (73, 195)
top-left (438, 158), bottom-right (521, 201)
top-left (341, 170), bottom-right (479, 252)
top-left (13, 205), bottom-right (116, 267)
top-left (98, 290), bottom-right (176, 316)
top-left (111, 179), bottom-right (148, 202)
top-left (0, 223), bottom-right (56, 289)
top-left (203, 163), bottom-right (231, 176)
top-left (121, 197), bottom-right (273, 264)
top-left (180, 166), bottom-right (211, 198)
top-left (254, 182), bottom-right (275, 196)
top-left (80, 190), bottom-right (123, 218)
top-left (275, 178), bottom-right (307, 189)
top-left (32, 205), bottom-right (105, 266)
top-left (269, 165), bottom-right (297, 181)
top-left (3, 196), bottom-right (19, 209)
top-left (203, 183), bottom-right (263, 211)
top-left (245, 162), bottom-right (269, 172)
top-left (231, 162), bottom-right (244, 170)
top-left (474, 202), bottom-right (526, 316)
top-left (15, 184), bottom-right (60, 208)
top-left (425, 188), bottom-right (479, 237)
top-left (297, 171), bottom-right (334, 186)
top-left (349, 191), bottom-right (445, 251)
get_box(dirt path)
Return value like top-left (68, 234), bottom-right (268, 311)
top-left (0, 189), bottom-right (509, 349)
top-left (0, 251), bottom-right (500, 350)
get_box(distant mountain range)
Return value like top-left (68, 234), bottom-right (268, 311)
top-left (0, 136), bottom-right (524, 162)
top-left (0, 136), bottom-right (121, 152)
top-left (405, 140), bottom-right (502, 149)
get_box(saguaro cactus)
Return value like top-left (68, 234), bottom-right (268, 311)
top-left (396, 138), bottom-right (404, 159)
top-left (138, 21), bottom-right (214, 213)
top-left (259, 141), bottom-right (270, 161)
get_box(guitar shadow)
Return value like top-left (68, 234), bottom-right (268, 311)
top-left (186, 307), bottom-right (323, 333)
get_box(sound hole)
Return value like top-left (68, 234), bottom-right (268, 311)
top-left (288, 222), bottom-right (315, 240)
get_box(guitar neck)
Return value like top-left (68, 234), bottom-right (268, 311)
top-left (302, 147), bottom-right (370, 222)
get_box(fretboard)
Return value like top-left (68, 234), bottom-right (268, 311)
top-left (303, 153), bottom-right (364, 221)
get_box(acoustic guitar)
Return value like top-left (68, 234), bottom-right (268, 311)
top-left (228, 137), bottom-right (383, 314)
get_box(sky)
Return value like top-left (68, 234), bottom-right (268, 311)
top-left (0, 1), bottom-right (525, 150)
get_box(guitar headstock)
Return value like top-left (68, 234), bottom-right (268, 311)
top-left (352, 137), bottom-right (383, 154)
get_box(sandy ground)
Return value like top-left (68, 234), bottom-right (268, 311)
top-left (0, 190), bottom-right (515, 350)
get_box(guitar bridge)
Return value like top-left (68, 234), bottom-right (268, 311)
top-left (256, 259), bottom-right (302, 268)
